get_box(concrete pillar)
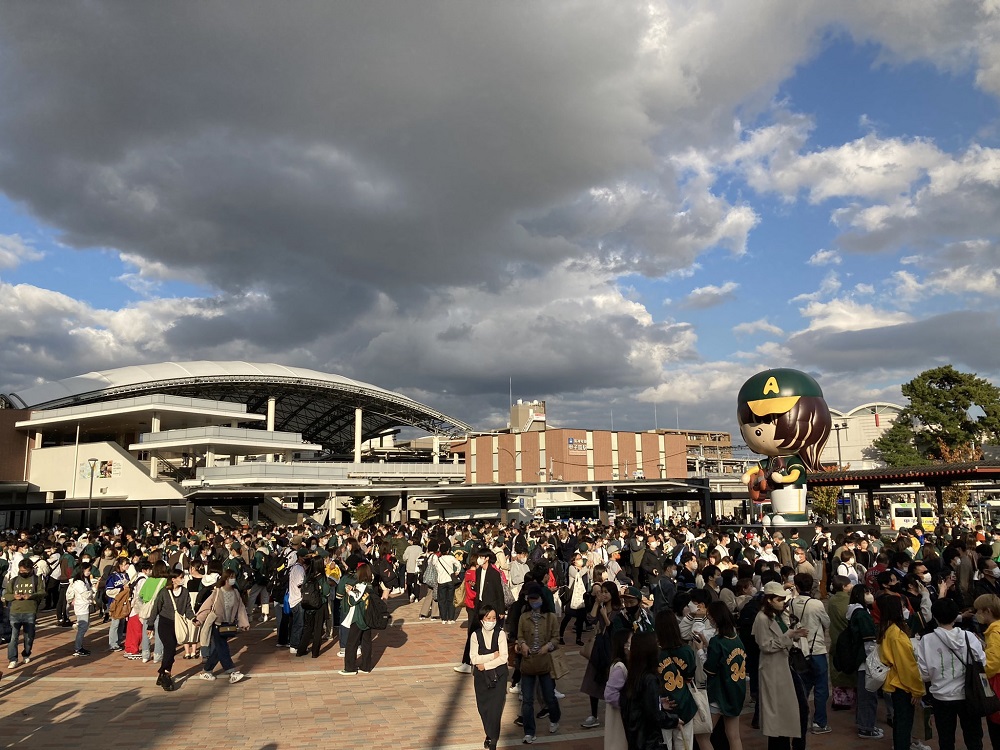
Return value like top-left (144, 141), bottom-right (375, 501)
top-left (354, 407), bottom-right (363, 463)
top-left (432, 436), bottom-right (440, 464)
top-left (149, 412), bottom-right (160, 478)
top-left (935, 484), bottom-right (945, 517)
top-left (185, 502), bottom-right (195, 528)
top-left (499, 490), bottom-right (508, 524)
top-left (251, 504), bottom-right (259, 525)
top-left (598, 486), bottom-right (610, 526)
top-left (867, 487), bottom-right (877, 526)
top-left (34, 431), bottom-right (42, 449)
top-left (266, 396), bottom-right (276, 462)
top-left (400, 490), bottom-right (408, 522)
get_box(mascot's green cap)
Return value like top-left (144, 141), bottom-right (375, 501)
top-left (738, 368), bottom-right (823, 417)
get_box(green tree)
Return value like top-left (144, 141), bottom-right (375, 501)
top-left (344, 497), bottom-right (379, 526)
top-left (810, 484), bottom-right (840, 520)
top-left (871, 365), bottom-right (1000, 466)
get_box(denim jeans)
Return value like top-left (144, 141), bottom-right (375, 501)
top-left (108, 617), bottom-right (124, 649)
top-left (203, 628), bottom-right (234, 673)
top-left (802, 653), bottom-right (830, 727)
top-left (141, 618), bottom-right (162, 659)
top-left (519, 672), bottom-right (561, 737)
top-left (855, 670), bottom-right (878, 731)
top-left (74, 618), bottom-right (89, 651)
top-left (8, 612), bottom-right (35, 661)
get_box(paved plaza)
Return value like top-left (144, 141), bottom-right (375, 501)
top-left (0, 597), bottom-right (938, 750)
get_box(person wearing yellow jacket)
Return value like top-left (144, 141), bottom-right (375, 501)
top-left (974, 593), bottom-right (1000, 750)
top-left (877, 596), bottom-right (925, 750)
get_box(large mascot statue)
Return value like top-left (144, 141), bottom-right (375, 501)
top-left (738, 368), bottom-right (831, 525)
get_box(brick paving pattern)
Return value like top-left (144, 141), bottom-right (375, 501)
top-left (0, 596), bottom-right (953, 750)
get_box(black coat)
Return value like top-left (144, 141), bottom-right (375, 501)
top-left (471, 565), bottom-right (506, 615)
top-left (621, 671), bottom-right (677, 750)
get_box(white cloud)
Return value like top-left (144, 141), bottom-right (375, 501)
top-left (0, 235), bottom-right (43, 270)
top-left (808, 249), bottom-right (841, 266)
top-left (733, 318), bottom-right (784, 337)
top-left (797, 297), bottom-right (913, 333)
top-left (681, 281), bottom-right (739, 309)
top-left (791, 272), bottom-right (842, 303)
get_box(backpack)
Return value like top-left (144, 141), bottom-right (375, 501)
top-left (738, 592), bottom-right (764, 652)
top-left (832, 616), bottom-right (865, 674)
top-left (363, 590), bottom-right (391, 630)
top-left (108, 585), bottom-right (133, 620)
top-left (299, 575), bottom-right (322, 611)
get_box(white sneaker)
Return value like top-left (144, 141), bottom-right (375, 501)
top-left (549, 722), bottom-right (559, 734)
top-left (288, 646), bottom-right (296, 654)
top-left (409, 594), bottom-right (416, 603)
top-left (142, 656), bottom-right (151, 663)
top-left (22, 657), bottom-right (30, 665)
top-left (6, 661), bottom-right (15, 669)
top-left (198, 672), bottom-right (216, 681)
top-left (222, 667), bottom-right (238, 675)
top-left (454, 663), bottom-right (473, 674)
top-left (337, 649), bottom-right (346, 658)
top-left (508, 684), bottom-right (521, 694)
top-left (554, 690), bottom-right (565, 699)
top-left (229, 671), bottom-right (245, 684)
top-left (580, 716), bottom-right (600, 728)
top-left (910, 742), bottom-right (931, 750)
top-left (522, 736), bottom-right (536, 745)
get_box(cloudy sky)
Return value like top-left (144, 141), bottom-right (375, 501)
top-left (1, 1), bottom-right (999, 435)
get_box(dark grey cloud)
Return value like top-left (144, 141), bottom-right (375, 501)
top-left (787, 310), bottom-right (1000, 373)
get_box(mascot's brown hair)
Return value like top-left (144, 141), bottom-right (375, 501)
top-left (738, 396), bottom-right (831, 471)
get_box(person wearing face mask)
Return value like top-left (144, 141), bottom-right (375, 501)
top-left (753, 581), bottom-right (810, 750)
top-left (456, 548), bottom-right (505, 674)
top-left (195, 568), bottom-right (248, 683)
top-left (613, 586), bottom-right (654, 635)
top-left (509, 549), bottom-right (530, 600)
top-left (515, 583), bottom-right (561, 743)
top-left (558, 553), bottom-right (590, 647)
top-left (973, 558), bottom-right (1000, 600)
top-left (145, 569), bottom-right (196, 691)
top-left (843, 582), bottom-right (882, 738)
top-left (470, 604), bottom-right (509, 750)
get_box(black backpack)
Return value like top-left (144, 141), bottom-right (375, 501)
top-left (299, 575), bottom-right (322, 611)
top-left (363, 590), bottom-right (391, 630)
top-left (832, 615), bottom-right (865, 673)
top-left (738, 592), bottom-right (764, 654)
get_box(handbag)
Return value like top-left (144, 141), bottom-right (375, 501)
top-left (174, 614), bottom-right (199, 643)
top-left (217, 622), bottom-right (239, 635)
top-left (581, 634), bottom-right (594, 660)
top-left (864, 643), bottom-right (890, 692)
top-left (550, 648), bottom-right (569, 680)
top-left (689, 680), bottom-right (713, 735)
top-left (788, 599), bottom-right (819, 676)
top-left (454, 581), bottom-right (467, 608)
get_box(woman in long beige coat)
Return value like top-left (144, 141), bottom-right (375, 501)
top-left (752, 582), bottom-right (809, 750)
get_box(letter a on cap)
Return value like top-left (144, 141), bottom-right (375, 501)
top-left (763, 376), bottom-right (779, 395)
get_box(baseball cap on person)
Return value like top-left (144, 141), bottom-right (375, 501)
top-left (290, 535), bottom-right (304, 546)
top-left (607, 544), bottom-right (621, 555)
top-left (623, 586), bottom-right (642, 600)
top-left (761, 581), bottom-right (792, 600)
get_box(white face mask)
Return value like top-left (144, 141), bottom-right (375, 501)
top-left (991, 568), bottom-right (1000, 579)
top-left (864, 593), bottom-right (874, 605)
top-left (481, 620), bottom-right (496, 631)
top-left (922, 572), bottom-right (932, 583)
top-left (687, 602), bottom-right (699, 615)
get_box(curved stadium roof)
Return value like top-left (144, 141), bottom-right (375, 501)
top-left (3, 361), bottom-right (472, 452)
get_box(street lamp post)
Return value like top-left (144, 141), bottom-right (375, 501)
top-left (830, 422), bottom-right (848, 522)
top-left (87, 457), bottom-right (98, 529)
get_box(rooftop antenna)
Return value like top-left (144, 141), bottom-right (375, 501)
top-left (654, 401), bottom-right (658, 431)
top-left (509, 377), bottom-right (512, 410)
top-left (610, 406), bottom-right (614, 432)
top-left (676, 406), bottom-right (680, 430)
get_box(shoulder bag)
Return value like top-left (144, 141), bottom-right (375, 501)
top-left (935, 631), bottom-right (1000, 717)
top-left (689, 680), bottom-right (713, 734)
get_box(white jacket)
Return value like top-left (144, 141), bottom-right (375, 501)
top-left (916, 626), bottom-right (986, 700)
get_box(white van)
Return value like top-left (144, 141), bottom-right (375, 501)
top-left (889, 502), bottom-right (936, 532)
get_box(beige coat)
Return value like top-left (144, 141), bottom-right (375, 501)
top-left (752, 610), bottom-right (802, 739)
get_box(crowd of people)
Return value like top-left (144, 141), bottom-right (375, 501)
top-left (4, 514), bottom-right (1000, 750)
